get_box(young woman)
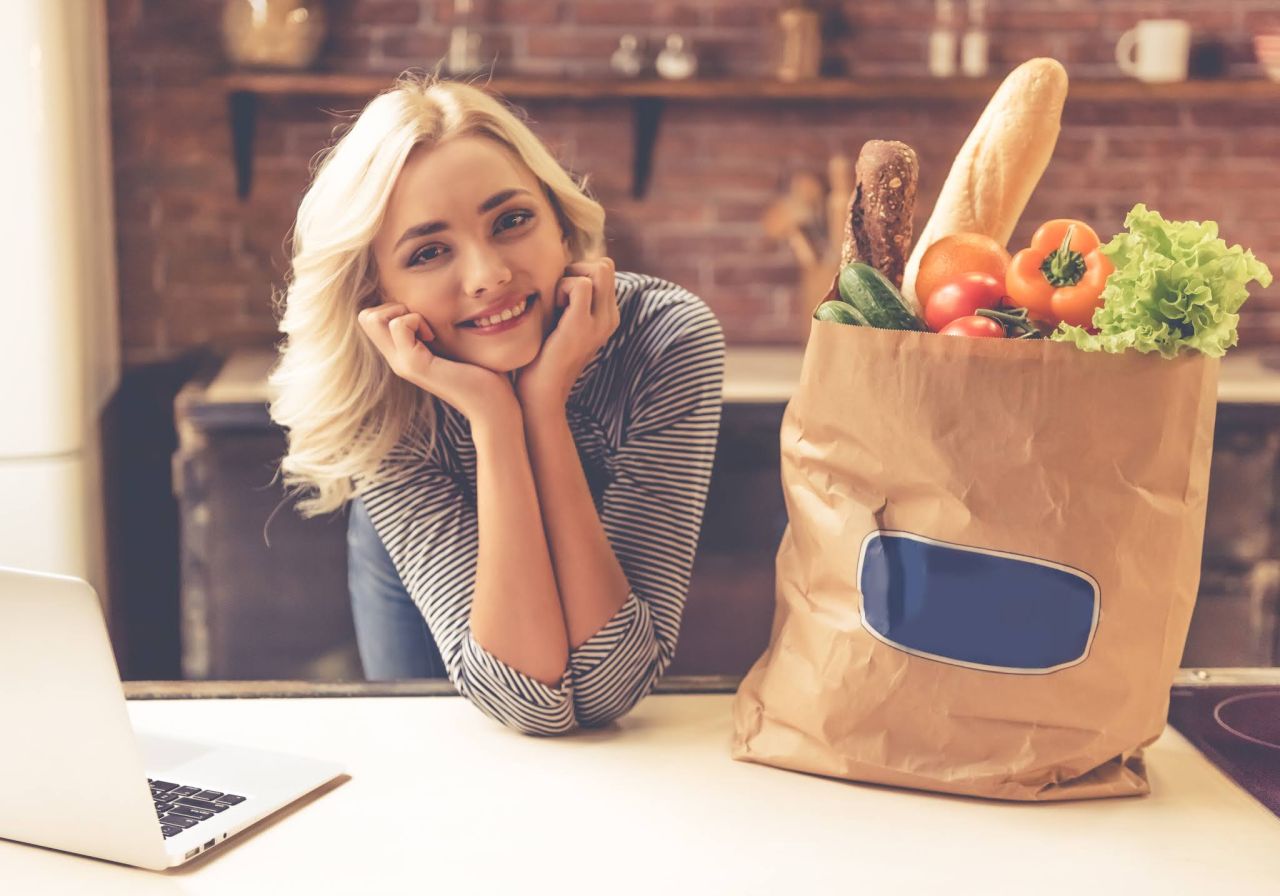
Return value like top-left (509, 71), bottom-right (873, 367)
top-left (268, 76), bottom-right (725, 736)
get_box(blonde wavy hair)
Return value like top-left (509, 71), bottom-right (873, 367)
top-left (268, 73), bottom-right (606, 519)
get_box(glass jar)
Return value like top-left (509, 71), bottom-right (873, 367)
top-left (221, 0), bottom-right (328, 71)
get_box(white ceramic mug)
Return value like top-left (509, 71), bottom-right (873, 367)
top-left (1116, 19), bottom-right (1191, 83)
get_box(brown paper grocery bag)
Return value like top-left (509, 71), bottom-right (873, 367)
top-left (730, 319), bottom-right (1220, 801)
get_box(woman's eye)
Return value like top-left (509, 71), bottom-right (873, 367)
top-left (409, 244), bottom-right (446, 266)
top-left (497, 210), bottom-right (533, 232)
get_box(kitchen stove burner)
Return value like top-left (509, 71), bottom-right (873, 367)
top-left (1213, 691), bottom-right (1280, 751)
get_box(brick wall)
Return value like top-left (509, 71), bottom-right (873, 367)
top-left (108, 0), bottom-right (1280, 362)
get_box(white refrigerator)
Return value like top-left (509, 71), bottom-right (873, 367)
top-left (1, 0), bottom-right (120, 612)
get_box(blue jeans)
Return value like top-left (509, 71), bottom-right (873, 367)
top-left (347, 496), bottom-right (447, 679)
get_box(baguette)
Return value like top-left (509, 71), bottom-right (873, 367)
top-left (901, 58), bottom-right (1069, 312)
top-left (843, 140), bottom-right (919, 289)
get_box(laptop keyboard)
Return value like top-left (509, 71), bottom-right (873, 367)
top-left (149, 778), bottom-right (248, 839)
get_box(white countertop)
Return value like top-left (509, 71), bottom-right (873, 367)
top-left (1217, 346), bottom-right (1280, 404)
top-left (1, 693), bottom-right (1275, 893)
top-left (725, 344), bottom-right (1280, 405)
top-left (204, 345), bottom-right (1280, 407)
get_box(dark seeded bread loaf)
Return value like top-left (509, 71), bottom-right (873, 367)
top-left (840, 140), bottom-right (919, 292)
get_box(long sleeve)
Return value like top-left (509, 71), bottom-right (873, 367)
top-left (567, 296), bottom-right (726, 727)
top-left (357, 460), bottom-right (577, 736)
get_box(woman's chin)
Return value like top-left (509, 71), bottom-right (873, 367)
top-left (464, 337), bottom-right (542, 374)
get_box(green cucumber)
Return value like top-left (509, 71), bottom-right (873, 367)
top-left (814, 300), bottom-right (869, 326)
top-left (837, 263), bottom-right (927, 331)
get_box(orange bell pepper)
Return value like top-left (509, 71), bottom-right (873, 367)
top-left (1005, 219), bottom-right (1115, 328)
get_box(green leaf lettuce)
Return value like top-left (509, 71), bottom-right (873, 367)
top-left (1051, 203), bottom-right (1273, 358)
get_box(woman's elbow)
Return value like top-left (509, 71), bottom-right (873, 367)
top-left (574, 675), bottom-right (657, 729)
top-left (459, 684), bottom-right (578, 735)
top-left (576, 699), bottom-right (643, 730)
top-left (506, 713), bottom-right (580, 737)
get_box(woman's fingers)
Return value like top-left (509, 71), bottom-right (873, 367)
top-left (358, 303), bottom-right (405, 342)
top-left (358, 308), bottom-right (396, 356)
top-left (358, 302), bottom-right (406, 328)
top-left (595, 258), bottom-right (619, 334)
top-left (417, 316), bottom-right (436, 343)
top-left (564, 257), bottom-right (615, 316)
top-left (354, 302), bottom-right (514, 418)
top-left (559, 276), bottom-right (592, 318)
top-left (596, 256), bottom-right (616, 319)
top-left (563, 257), bottom-right (614, 279)
top-left (388, 314), bottom-right (416, 352)
top-left (563, 258), bottom-right (617, 337)
top-left (555, 275), bottom-right (580, 309)
top-left (360, 304), bottom-right (441, 385)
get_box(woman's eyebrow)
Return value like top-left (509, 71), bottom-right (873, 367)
top-left (478, 187), bottom-right (533, 214)
top-left (394, 188), bottom-right (534, 248)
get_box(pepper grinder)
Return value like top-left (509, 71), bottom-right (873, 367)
top-left (928, 0), bottom-right (958, 78)
top-left (961, 0), bottom-right (990, 78)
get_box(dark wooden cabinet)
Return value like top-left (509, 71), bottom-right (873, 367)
top-left (171, 351), bottom-right (1280, 680)
top-left (171, 425), bottom-right (356, 679)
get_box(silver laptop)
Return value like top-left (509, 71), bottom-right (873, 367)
top-left (0, 565), bottom-right (345, 870)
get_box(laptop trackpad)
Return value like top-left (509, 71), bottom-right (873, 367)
top-left (137, 732), bottom-right (217, 770)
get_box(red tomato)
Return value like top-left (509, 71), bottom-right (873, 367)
top-left (925, 273), bottom-right (1006, 332)
top-left (939, 315), bottom-right (1005, 338)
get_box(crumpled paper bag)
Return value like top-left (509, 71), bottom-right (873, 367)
top-left (731, 319), bottom-right (1219, 800)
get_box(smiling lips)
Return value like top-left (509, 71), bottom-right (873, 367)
top-left (461, 292), bottom-right (538, 331)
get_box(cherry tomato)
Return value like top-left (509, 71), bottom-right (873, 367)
top-left (924, 272), bottom-right (1006, 332)
top-left (939, 315), bottom-right (1005, 338)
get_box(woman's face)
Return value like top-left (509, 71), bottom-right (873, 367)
top-left (370, 135), bottom-right (570, 373)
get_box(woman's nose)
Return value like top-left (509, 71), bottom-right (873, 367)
top-left (461, 242), bottom-right (512, 297)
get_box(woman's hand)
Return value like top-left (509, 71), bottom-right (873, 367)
top-left (515, 257), bottom-right (620, 413)
top-left (358, 302), bottom-right (517, 426)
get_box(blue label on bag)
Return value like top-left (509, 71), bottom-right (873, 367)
top-left (857, 531), bottom-right (1099, 674)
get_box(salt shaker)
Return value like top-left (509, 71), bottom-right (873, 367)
top-left (656, 34), bottom-right (697, 80)
top-left (961, 0), bottom-right (990, 77)
top-left (928, 0), bottom-right (958, 78)
top-left (610, 34), bottom-right (643, 78)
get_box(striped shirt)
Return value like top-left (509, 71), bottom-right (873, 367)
top-left (355, 272), bottom-right (726, 735)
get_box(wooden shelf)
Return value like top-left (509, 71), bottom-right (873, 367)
top-left (218, 73), bottom-right (1280, 200)
top-left (221, 72), bottom-right (1280, 101)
